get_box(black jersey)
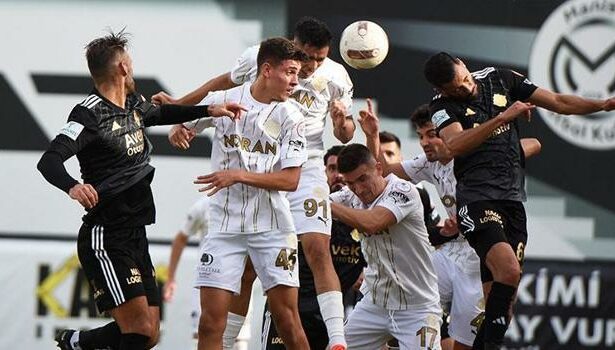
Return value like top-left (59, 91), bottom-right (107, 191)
top-left (430, 68), bottom-right (538, 206)
top-left (298, 220), bottom-right (366, 312)
top-left (39, 89), bottom-right (210, 227)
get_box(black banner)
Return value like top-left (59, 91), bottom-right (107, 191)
top-left (505, 259), bottom-right (615, 349)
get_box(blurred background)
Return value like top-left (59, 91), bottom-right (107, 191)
top-left (1, 0), bottom-right (614, 348)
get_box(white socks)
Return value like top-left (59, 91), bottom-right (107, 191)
top-left (317, 291), bottom-right (346, 347)
top-left (222, 312), bottom-right (246, 350)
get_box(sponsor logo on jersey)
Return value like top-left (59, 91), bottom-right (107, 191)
top-left (389, 191), bottom-right (410, 204)
top-left (290, 90), bottom-right (316, 109)
top-left (529, 0), bottom-right (615, 149)
top-left (223, 134), bottom-right (277, 155)
top-left (125, 129), bottom-right (145, 156)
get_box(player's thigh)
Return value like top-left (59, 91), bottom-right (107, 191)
top-left (77, 224), bottom-right (148, 313)
top-left (248, 230), bottom-right (299, 292)
top-left (500, 201), bottom-right (528, 267)
top-left (194, 231), bottom-right (247, 294)
top-left (448, 269), bottom-right (484, 347)
top-left (133, 227), bottom-right (161, 309)
top-left (345, 298), bottom-right (391, 350)
top-left (391, 308), bottom-right (443, 350)
top-left (458, 201), bottom-right (509, 283)
top-left (287, 165), bottom-right (331, 235)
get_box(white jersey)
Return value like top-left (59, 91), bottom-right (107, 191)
top-left (230, 45), bottom-right (353, 160)
top-left (187, 83), bottom-right (307, 234)
top-left (401, 154), bottom-right (457, 218)
top-left (330, 174), bottom-right (439, 311)
top-left (401, 154), bottom-right (480, 274)
top-left (182, 196), bottom-right (210, 241)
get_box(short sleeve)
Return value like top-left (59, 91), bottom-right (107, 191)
top-left (279, 106), bottom-right (308, 169)
top-left (429, 99), bottom-right (461, 133)
top-left (330, 67), bottom-right (354, 115)
top-left (401, 154), bottom-right (433, 184)
top-left (498, 69), bottom-right (538, 102)
top-left (376, 180), bottom-right (423, 224)
top-left (230, 45), bottom-right (259, 85)
top-left (329, 186), bottom-right (354, 206)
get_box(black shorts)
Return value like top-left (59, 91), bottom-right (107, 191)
top-left (457, 200), bottom-right (527, 282)
top-left (262, 304), bottom-right (328, 350)
top-left (77, 223), bottom-right (160, 312)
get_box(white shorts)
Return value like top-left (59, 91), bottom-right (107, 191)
top-left (432, 248), bottom-right (484, 347)
top-left (345, 297), bottom-right (443, 350)
top-left (194, 230), bottom-right (299, 293)
top-left (287, 161), bottom-right (331, 236)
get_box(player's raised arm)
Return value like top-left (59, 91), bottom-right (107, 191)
top-left (152, 72), bottom-right (237, 106)
top-left (528, 87), bottom-right (615, 115)
top-left (436, 102), bottom-right (534, 157)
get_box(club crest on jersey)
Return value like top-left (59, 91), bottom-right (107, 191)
top-left (465, 108), bottom-right (476, 116)
top-left (493, 94), bottom-right (507, 107)
top-left (223, 134), bottom-right (277, 155)
top-left (310, 76), bottom-right (328, 92)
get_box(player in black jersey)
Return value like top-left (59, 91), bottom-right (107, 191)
top-left (423, 52), bottom-right (615, 350)
top-left (262, 145), bottom-right (366, 350)
top-left (37, 30), bottom-right (244, 350)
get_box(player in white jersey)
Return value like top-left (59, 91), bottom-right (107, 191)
top-left (359, 102), bottom-right (541, 350)
top-left (186, 37), bottom-right (310, 350)
top-left (153, 17), bottom-right (354, 349)
top-left (329, 144), bottom-right (442, 350)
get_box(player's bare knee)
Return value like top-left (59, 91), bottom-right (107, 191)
top-left (494, 259), bottom-right (521, 285)
top-left (302, 236), bottom-right (332, 268)
top-left (198, 312), bottom-right (226, 336)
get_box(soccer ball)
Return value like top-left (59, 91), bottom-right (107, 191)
top-left (339, 21), bottom-right (389, 69)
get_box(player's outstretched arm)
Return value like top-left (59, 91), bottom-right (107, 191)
top-left (528, 88), bottom-right (615, 115)
top-left (357, 99), bottom-right (407, 179)
top-left (152, 72), bottom-right (237, 106)
top-left (142, 101), bottom-right (246, 127)
top-left (164, 231), bottom-right (189, 302)
top-left (194, 167), bottom-right (302, 196)
top-left (439, 101), bottom-right (535, 157)
top-left (520, 138), bottom-right (541, 159)
top-left (331, 203), bottom-right (397, 235)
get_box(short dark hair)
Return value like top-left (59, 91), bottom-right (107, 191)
top-left (410, 104), bottom-right (432, 130)
top-left (423, 52), bottom-right (461, 87)
top-left (257, 37), bottom-right (308, 76)
top-left (379, 131), bottom-right (401, 149)
top-left (337, 144), bottom-right (374, 174)
top-left (85, 29), bottom-right (130, 82)
top-left (294, 17), bottom-right (332, 48)
top-left (324, 145), bottom-right (345, 165)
